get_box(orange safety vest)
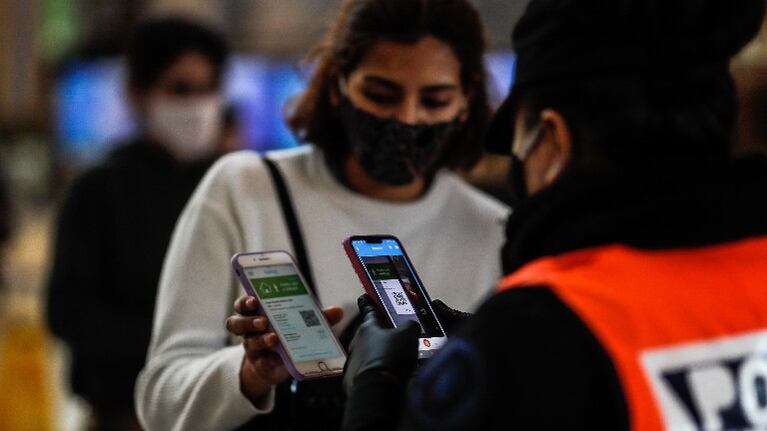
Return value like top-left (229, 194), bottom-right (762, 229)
top-left (498, 236), bottom-right (767, 430)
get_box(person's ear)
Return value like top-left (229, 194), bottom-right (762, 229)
top-left (539, 109), bottom-right (572, 185)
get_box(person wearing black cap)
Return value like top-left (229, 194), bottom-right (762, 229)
top-left (341, 0), bottom-right (767, 429)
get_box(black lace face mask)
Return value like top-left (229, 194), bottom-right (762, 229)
top-left (339, 98), bottom-right (463, 186)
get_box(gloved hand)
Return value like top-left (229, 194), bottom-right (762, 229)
top-left (343, 294), bottom-right (421, 395)
top-left (431, 299), bottom-right (473, 336)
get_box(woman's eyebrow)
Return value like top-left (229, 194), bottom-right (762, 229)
top-left (362, 75), bottom-right (402, 90)
top-left (362, 75), bottom-right (458, 93)
top-left (421, 84), bottom-right (459, 93)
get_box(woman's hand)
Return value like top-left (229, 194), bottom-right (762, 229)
top-left (226, 295), bottom-right (344, 405)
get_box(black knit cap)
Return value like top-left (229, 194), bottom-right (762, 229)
top-left (485, 0), bottom-right (766, 154)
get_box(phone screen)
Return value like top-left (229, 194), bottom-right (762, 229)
top-left (244, 264), bottom-right (343, 363)
top-left (352, 238), bottom-right (446, 352)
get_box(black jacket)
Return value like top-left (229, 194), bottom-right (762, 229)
top-left (46, 142), bottom-right (216, 409)
top-left (344, 155), bottom-right (767, 430)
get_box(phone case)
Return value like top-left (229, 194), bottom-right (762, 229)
top-left (342, 235), bottom-right (445, 334)
top-left (231, 250), bottom-right (344, 381)
top-left (342, 237), bottom-right (393, 327)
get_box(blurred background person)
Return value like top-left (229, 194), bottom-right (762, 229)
top-left (45, 16), bottom-right (230, 431)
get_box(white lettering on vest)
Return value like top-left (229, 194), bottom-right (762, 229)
top-left (641, 330), bottom-right (767, 430)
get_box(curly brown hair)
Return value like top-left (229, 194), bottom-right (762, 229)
top-left (286, 0), bottom-right (491, 171)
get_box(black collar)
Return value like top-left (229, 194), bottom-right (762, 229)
top-left (502, 155), bottom-right (767, 273)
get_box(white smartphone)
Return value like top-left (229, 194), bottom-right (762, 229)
top-left (231, 250), bottom-right (346, 380)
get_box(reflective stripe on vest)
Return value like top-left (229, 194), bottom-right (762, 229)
top-left (498, 236), bottom-right (767, 431)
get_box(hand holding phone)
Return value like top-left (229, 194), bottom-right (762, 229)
top-left (226, 294), bottom-right (291, 400)
top-left (343, 294), bottom-right (421, 394)
top-left (231, 251), bottom-right (347, 383)
top-left (226, 295), bottom-right (344, 402)
top-left (343, 235), bottom-right (448, 359)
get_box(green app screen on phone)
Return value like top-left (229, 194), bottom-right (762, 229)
top-left (246, 264), bottom-right (341, 362)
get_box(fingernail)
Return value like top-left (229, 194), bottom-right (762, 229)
top-left (247, 297), bottom-right (256, 307)
top-left (253, 318), bottom-right (261, 328)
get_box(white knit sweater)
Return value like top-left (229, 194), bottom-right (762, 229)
top-left (135, 146), bottom-right (509, 431)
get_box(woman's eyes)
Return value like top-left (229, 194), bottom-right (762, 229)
top-left (362, 91), bottom-right (399, 105)
top-left (362, 91), bottom-right (452, 110)
top-left (421, 98), bottom-right (451, 109)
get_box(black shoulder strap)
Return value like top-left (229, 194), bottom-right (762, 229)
top-left (263, 157), bottom-right (317, 295)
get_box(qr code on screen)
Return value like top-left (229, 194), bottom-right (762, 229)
top-left (391, 291), bottom-right (408, 306)
top-left (299, 310), bottom-right (320, 327)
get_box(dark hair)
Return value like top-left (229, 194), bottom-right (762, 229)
top-left (127, 17), bottom-right (229, 92)
top-left (515, 71), bottom-right (738, 169)
top-left (287, 0), bottom-right (491, 171)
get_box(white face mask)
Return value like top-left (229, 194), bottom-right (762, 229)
top-left (146, 95), bottom-right (223, 161)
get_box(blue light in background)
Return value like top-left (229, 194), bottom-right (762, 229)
top-left (224, 58), bottom-right (307, 151)
top-left (267, 63), bottom-right (306, 150)
top-left (486, 51), bottom-right (516, 107)
top-left (224, 57), bottom-right (272, 150)
top-left (55, 53), bottom-right (515, 166)
top-left (54, 59), bottom-right (137, 164)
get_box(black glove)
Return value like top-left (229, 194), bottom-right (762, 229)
top-left (343, 294), bottom-right (421, 395)
top-left (431, 299), bottom-right (473, 336)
